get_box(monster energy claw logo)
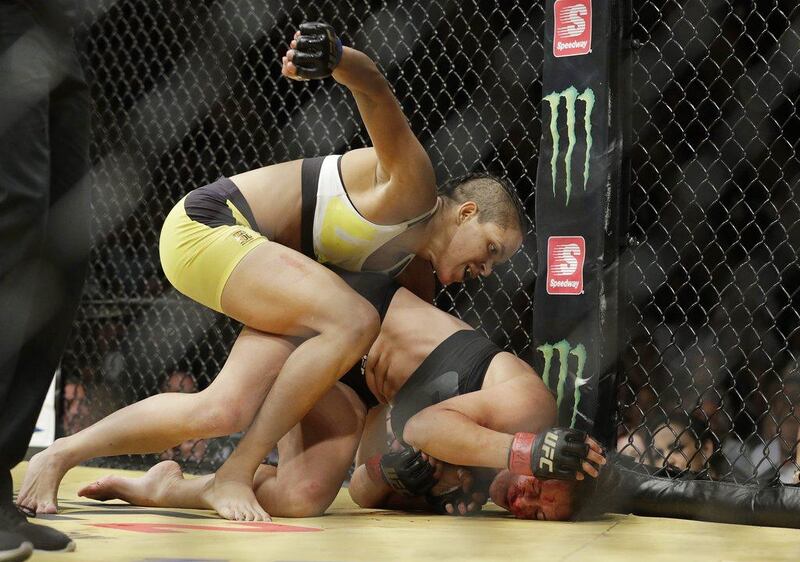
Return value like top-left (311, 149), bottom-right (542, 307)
top-left (543, 86), bottom-right (595, 204)
top-left (538, 340), bottom-right (590, 428)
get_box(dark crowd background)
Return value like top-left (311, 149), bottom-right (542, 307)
top-left (55, 0), bottom-right (799, 485)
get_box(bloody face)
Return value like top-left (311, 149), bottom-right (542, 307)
top-left (489, 470), bottom-right (575, 521)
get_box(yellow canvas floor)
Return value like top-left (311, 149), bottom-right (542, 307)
top-left (11, 463), bottom-right (800, 561)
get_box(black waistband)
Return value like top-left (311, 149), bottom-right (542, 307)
top-left (300, 157), bottom-right (325, 260)
top-left (184, 177), bottom-right (260, 232)
top-left (390, 330), bottom-right (503, 441)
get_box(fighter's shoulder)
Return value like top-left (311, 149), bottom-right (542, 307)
top-left (339, 148), bottom-right (380, 190)
top-left (482, 352), bottom-right (537, 389)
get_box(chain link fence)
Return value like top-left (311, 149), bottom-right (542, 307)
top-left (62, 0), bottom-right (800, 485)
top-left (65, 0), bottom-right (545, 471)
top-left (617, 0), bottom-right (800, 485)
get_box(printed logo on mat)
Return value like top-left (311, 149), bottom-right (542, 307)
top-left (547, 236), bottom-right (585, 295)
top-left (91, 521), bottom-right (321, 534)
top-left (553, 0), bottom-right (592, 57)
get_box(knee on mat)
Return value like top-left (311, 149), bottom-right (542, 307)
top-left (280, 479), bottom-right (337, 517)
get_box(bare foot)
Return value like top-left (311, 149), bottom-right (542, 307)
top-left (201, 475), bottom-right (270, 522)
top-left (16, 442), bottom-right (72, 514)
top-left (78, 460), bottom-right (184, 507)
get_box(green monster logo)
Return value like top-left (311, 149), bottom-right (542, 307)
top-left (543, 86), bottom-right (595, 205)
top-left (538, 339), bottom-right (590, 428)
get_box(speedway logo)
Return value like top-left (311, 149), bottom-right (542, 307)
top-left (543, 86), bottom-right (595, 205)
top-left (554, 0), bottom-right (592, 57)
top-left (547, 236), bottom-right (585, 295)
top-left (538, 339), bottom-right (589, 428)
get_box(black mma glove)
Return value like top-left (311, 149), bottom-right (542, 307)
top-left (366, 448), bottom-right (436, 496)
top-left (425, 487), bottom-right (463, 515)
top-left (508, 428), bottom-right (591, 480)
top-left (293, 22), bottom-right (343, 80)
top-left (426, 487), bottom-right (486, 516)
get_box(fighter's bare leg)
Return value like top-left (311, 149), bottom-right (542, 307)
top-left (78, 382), bottom-right (366, 520)
top-left (77, 461), bottom-right (205, 509)
top-left (17, 327), bottom-right (295, 514)
top-left (20, 242), bottom-right (377, 517)
top-left (201, 243), bottom-right (379, 521)
top-left (209, 381), bottom-right (367, 519)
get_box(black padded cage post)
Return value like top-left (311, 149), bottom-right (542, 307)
top-left (532, 0), bottom-right (626, 444)
top-left (596, 0), bottom-right (633, 448)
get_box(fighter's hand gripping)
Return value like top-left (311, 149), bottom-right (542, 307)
top-left (508, 428), bottom-right (606, 481)
top-left (427, 467), bottom-right (488, 516)
top-left (282, 22), bottom-right (343, 81)
top-left (366, 447), bottom-right (437, 496)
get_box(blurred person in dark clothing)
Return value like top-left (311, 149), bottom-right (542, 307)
top-left (0, 0), bottom-right (90, 557)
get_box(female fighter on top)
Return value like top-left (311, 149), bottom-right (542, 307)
top-left (17, 22), bottom-right (525, 520)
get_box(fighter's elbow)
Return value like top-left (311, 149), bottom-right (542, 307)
top-left (348, 485), bottom-right (375, 509)
top-left (402, 410), bottom-right (435, 450)
top-left (337, 50), bottom-right (388, 96)
top-left (539, 382), bottom-right (558, 427)
top-left (526, 383), bottom-right (558, 432)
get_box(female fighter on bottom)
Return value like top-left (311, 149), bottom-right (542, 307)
top-left (78, 270), bottom-right (605, 520)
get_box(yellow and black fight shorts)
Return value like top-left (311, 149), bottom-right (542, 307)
top-left (159, 177), bottom-right (266, 313)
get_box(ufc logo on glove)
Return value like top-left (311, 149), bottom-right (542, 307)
top-left (538, 431), bottom-right (559, 472)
